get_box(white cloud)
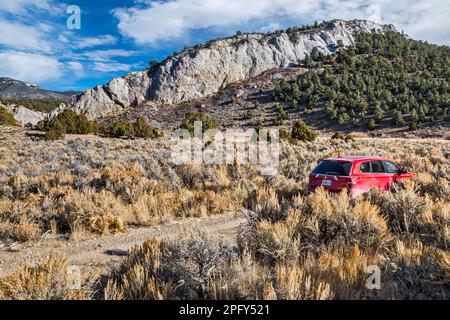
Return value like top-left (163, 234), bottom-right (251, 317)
top-left (66, 61), bottom-right (84, 77)
top-left (58, 34), bottom-right (70, 43)
top-left (0, 0), bottom-right (49, 14)
top-left (259, 22), bottom-right (283, 33)
top-left (0, 0), bottom-right (65, 16)
top-left (93, 61), bottom-right (137, 73)
top-left (0, 0), bottom-right (138, 87)
top-left (74, 35), bottom-right (117, 49)
top-left (113, 0), bottom-right (450, 45)
top-left (0, 20), bottom-right (51, 51)
top-left (0, 51), bottom-right (62, 82)
top-left (81, 49), bottom-right (139, 62)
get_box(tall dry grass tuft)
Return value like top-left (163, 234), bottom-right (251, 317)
top-left (316, 246), bottom-right (378, 300)
top-left (241, 187), bottom-right (389, 261)
top-left (56, 188), bottom-right (129, 235)
top-left (270, 265), bottom-right (333, 300)
top-left (386, 240), bottom-right (450, 299)
top-left (247, 217), bottom-right (300, 265)
top-left (378, 182), bottom-right (430, 234)
top-left (0, 255), bottom-right (90, 300)
top-left (104, 238), bottom-right (169, 300)
top-left (300, 190), bottom-right (388, 251)
top-left (105, 228), bottom-right (237, 300)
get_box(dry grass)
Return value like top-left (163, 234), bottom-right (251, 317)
top-left (0, 254), bottom-right (90, 300)
top-left (0, 127), bottom-right (449, 300)
top-left (0, 129), bottom-right (258, 242)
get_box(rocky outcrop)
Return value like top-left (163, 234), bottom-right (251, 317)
top-left (71, 20), bottom-right (395, 119)
top-left (3, 104), bottom-right (47, 126)
top-left (0, 99), bottom-right (67, 126)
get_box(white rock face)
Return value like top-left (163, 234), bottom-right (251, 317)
top-left (70, 20), bottom-right (395, 119)
top-left (4, 104), bottom-right (47, 126)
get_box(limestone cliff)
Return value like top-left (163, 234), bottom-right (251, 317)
top-left (70, 20), bottom-right (395, 119)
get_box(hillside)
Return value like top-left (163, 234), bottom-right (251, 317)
top-left (273, 31), bottom-right (450, 132)
top-left (66, 19), bottom-right (449, 138)
top-left (0, 77), bottom-right (76, 102)
top-left (2, 20), bottom-right (448, 136)
top-left (100, 31), bottom-right (449, 138)
top-left (70, 20), bottom-right (394, 119)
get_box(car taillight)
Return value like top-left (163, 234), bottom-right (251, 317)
top-left (341, 177), bottom-right (359, 186)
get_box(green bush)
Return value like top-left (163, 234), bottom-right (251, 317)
top-left (0, 106), bottom-right (18, 126)
top-left (392, 110), bottom-right (405, 126)
top-left (279, 128), bottom-right (297, 145)
top-left (179, 112), bottom-right (217, 135)
top-left (279, 128), bottom-right (291, 141)
top-left (409, 122), bottom-right (418, 131)
top-left (100, 117), bottom-right (160, 139)
top-left (331, 132), bottom-right (345, 140)
top-left (35, 119), bottom-right (48, 131)
top-left (45, 118), bottom-right (65, 140)
top-left (37, 110), bottom-right (95, 140)
top-left (133, 116), bottom-right (160, 139)
top-left (39, 111), bottom-right (159, 140)
top-left (53, 110), bottom-right (78, 133)
top-left (274, 105), bottom-right (289, 125)
top-left (103, 120), bottom-right (134, 138)
top-left (74, 114), bottom-right (95, 134)
top-left (345, 134), bottom-right (355, 142)
top-left (244, 110), bottom-right (254, 120)
top-left (291, 120), bottom-right (317, 142)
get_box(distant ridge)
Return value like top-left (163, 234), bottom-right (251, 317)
top-left (0, 77), bottom-right (80, 102)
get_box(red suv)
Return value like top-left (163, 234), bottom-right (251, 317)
top-left (308, 156), bottom-right (413, 197)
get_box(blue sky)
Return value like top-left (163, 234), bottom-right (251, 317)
top-left (0, 0), bottom-right (449, 92)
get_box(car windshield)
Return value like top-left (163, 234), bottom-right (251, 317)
top-left (313, 161), bottom-right (352, 176)
top-left (383, 161), bottom-right (401, 174)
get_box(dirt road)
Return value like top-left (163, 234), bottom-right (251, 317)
top-left (0, 212), bottom-right (246, 278)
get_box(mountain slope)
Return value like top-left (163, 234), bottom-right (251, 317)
top-left (71, 20), bottom-right (395, 119)
top-left (272, 31), bottom-right (450, 132)
top-left (101, 30), bottom-right (449, 139)
top-left (0, 77), bottom-right (76, 101)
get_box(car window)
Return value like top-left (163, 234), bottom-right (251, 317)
top-left (371, 161), bottom-right (386, 173)
top-left (383, 161), bottom-right (401, 174)
top-left (360, 162), bottom-right (371, 173)
top-left (313, 161), bottom-right (352, 176)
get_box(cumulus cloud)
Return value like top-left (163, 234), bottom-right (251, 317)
top-left (113, 0), bottom-right (450, 45)
top-left (74, 35), bottom-right (117, 49)
top-left (80, 49), bottom-right (139, 62)
top-left (0, 51), bottom-right (62, 82)
top-left (93, 61), bottom-right (138, 73)
top-left (66, 61), bottom-right (84, 77)
top-left (0, 0), bottom-right (65, 16)
top-left (0, 20), bottom-right (52, 52)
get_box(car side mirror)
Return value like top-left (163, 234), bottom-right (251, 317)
top-left (400, 168), bottom-right (408, 174)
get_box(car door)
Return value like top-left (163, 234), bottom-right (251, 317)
top-left (370, 161), bottom-right (391, 191)
top-left (353, 161), bottom-right (375, 194)
top-left (383, 160), bottom-right (411, 187)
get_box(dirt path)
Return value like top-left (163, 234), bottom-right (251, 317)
top-left (0, 212), bottom-right (246, 278)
